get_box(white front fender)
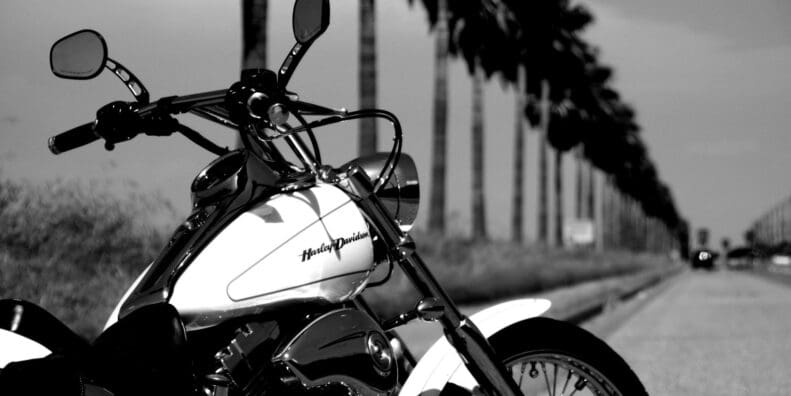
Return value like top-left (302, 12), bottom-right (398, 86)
top-left (399, 298), bottom-right (551, 396)
top-left (0, 329), bottom-right (51, 369)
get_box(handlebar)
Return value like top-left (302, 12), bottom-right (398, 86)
top-left (48, 122), bottom-right (98, 154)
top-left (44, 85), bottom-right (394, 182)
top-left (47, 90), bottom-right (228, 155)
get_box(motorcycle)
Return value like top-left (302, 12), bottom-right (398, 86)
top-left (0, 1), bottom-right (647, 395)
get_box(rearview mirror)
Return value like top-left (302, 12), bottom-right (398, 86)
top-left (293, 0), bottom-right (330, 44)
top-left (50, 29), bottom-right (107, 80)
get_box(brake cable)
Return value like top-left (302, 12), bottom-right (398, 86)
top-left (175, 124), bottom-right (229, 156)
top-left (266, 108), bottom-right (403, 193)
top-left (290, 108), bottom-right (322, 165)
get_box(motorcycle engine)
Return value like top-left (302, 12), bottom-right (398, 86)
top-left (211, 308), bottom-right (397, 396)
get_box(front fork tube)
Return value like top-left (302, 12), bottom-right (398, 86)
top-left (346, 167), bottom-right (521, 396)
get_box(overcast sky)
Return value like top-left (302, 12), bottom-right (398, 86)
top-left (1, 1), bottom-right (790, 246)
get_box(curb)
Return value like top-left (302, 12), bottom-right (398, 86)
top-left (542, 263), bottom-right (684, 324)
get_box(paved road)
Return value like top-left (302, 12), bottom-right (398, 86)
top-left (604, 270), bottom-right (791, 395)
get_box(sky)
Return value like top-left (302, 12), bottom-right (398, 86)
top-left (582, 0), bottom-right (791, 245)
top-left (1, 1), bottom-right (790, 246)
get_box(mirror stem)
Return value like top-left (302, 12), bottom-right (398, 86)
top-left (277, 42), bottom-right (312, 90)
top-left (105, 58), bottom-right (150, 104)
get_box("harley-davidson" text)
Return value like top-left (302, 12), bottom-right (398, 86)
top-left (300, 231), bottom-right (369, 262)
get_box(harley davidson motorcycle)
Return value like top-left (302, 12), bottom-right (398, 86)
top-left (0, 1), bottom-right (647, 395)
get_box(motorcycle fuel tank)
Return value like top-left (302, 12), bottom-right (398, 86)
top-left (169, 184), bottom-right (374, 329)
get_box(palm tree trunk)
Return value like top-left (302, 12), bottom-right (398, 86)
top-left (358, 0), bottom-right (377, 155)
top-left (618, 194), bottom-right (625, 249)
top-left (511, 65), bottom-right (526, 242)
top-left (428, 0), bottom-right (449, 233)
top-left (554, 149), bottom-right (564, 247)
top-left (587, 159), bottom-right (595, 221)
top-left (594, 168), bottom-right (604, 252)
top-left (602, 177), bottom-right (612, 250)
top-left (471, 61), bottom-right (487, 240)
top-left (240, 0), bottom-right (268, 149)
top-left (241, 0), bottom-right (268, 70)
top-left (575, 148), bottom-right (583, 219)
top-left (537, 79), bottom-right (550, 244)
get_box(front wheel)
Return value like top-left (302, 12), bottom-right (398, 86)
top-left (480, 317), bottom-right (647, 396)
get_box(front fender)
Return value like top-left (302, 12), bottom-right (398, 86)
top-left (399, 298), bottom-right (551, 395)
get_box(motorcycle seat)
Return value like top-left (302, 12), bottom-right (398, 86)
top-left (0, 301), bottom-right (194, 396)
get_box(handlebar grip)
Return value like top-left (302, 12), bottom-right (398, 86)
top-left (48, 122), bottom-right (99, 155)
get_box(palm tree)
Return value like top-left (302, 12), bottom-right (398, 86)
top-left (529, 3), bottom-right (594, 246)
top-left (241, 0), bottom-right (268, 70)
top-left (240, 0), bottom-right (268, 149)
top-left (546, 92), bottom-right (584, 247)
top-left (407, 0), bottom-right (451, 233)
top-left (414, 0), bottom-right (516, 237)
top-left (586, 154), bottom-right (595, 221)
top-left (511, 66), bottom-right (527, 242)
top-left (500, 0), bottom-right (537, 243)
top-left (358, 0), bottom-right (378, 155)
top-left (575, 148), bottom-right (582, 219)
top-left (537, 80), bottom-right (551, 244)
top-left (448, 2), bottom-right (517, 241)
top-left (428, 0), bottom-right (449, 233)
top-left (470, 60), bottom-right (487, 240)
top-left (554, 146), bottom-right (564, 245)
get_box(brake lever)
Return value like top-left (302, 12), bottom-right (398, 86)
top-left (291, 100), bottom-right (347, 116)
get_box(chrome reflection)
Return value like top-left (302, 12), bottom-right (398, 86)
top-left (344, 153), bottom-right (420, 230)
top-left (190, 150), bottom-right (247, 207)
top-left (273, 308), bottom-right (397, 395)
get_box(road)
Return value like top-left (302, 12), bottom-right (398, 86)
top-left (603, 270), bottom-right (791, 395)
top-left (397, 269), bottom-right (791, 395)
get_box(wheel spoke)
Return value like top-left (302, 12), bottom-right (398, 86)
top-left (540, 362), bottom-right (553, 396)
top-left (553, 363), bottom-right (558, 396)
top-left (561, 369), bottom-right (573, 395)
top-left (502, 353), bottom-right (624, 396)
top-left (517, 361), bottom-right (526, 388)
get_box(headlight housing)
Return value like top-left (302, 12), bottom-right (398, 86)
top-left (344, 153), bottom-right (419, 231)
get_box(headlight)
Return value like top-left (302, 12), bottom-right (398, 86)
top-left (344, 153), bottom-right (420, 231)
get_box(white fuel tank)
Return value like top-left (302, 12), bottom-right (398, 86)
top-left (169, 184), bottom-right (374, 329)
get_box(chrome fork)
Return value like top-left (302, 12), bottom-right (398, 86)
top-left (343, 166), bottom-right (521, 396)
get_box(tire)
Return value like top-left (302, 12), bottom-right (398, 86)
top-left (474, 317), bottom-right (648, 396)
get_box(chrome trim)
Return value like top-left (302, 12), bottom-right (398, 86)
top-left (346, 153), bottom-right (419, 229)
top-left (344, 167), bottom-right (521, 395)
top-left (190, 150), bottom-right (247, 207)
top-left (273, 308), bottom-right (397, 395)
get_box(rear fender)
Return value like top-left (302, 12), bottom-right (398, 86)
top-left (398, 298), bottom-right (551, 395)
top-left (0, 299), bottom-right (89, 368)
top-left (0, 329), bottom-right (51, 369)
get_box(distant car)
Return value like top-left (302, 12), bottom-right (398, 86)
top-left (691, 249), bottom-right (717, 270)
